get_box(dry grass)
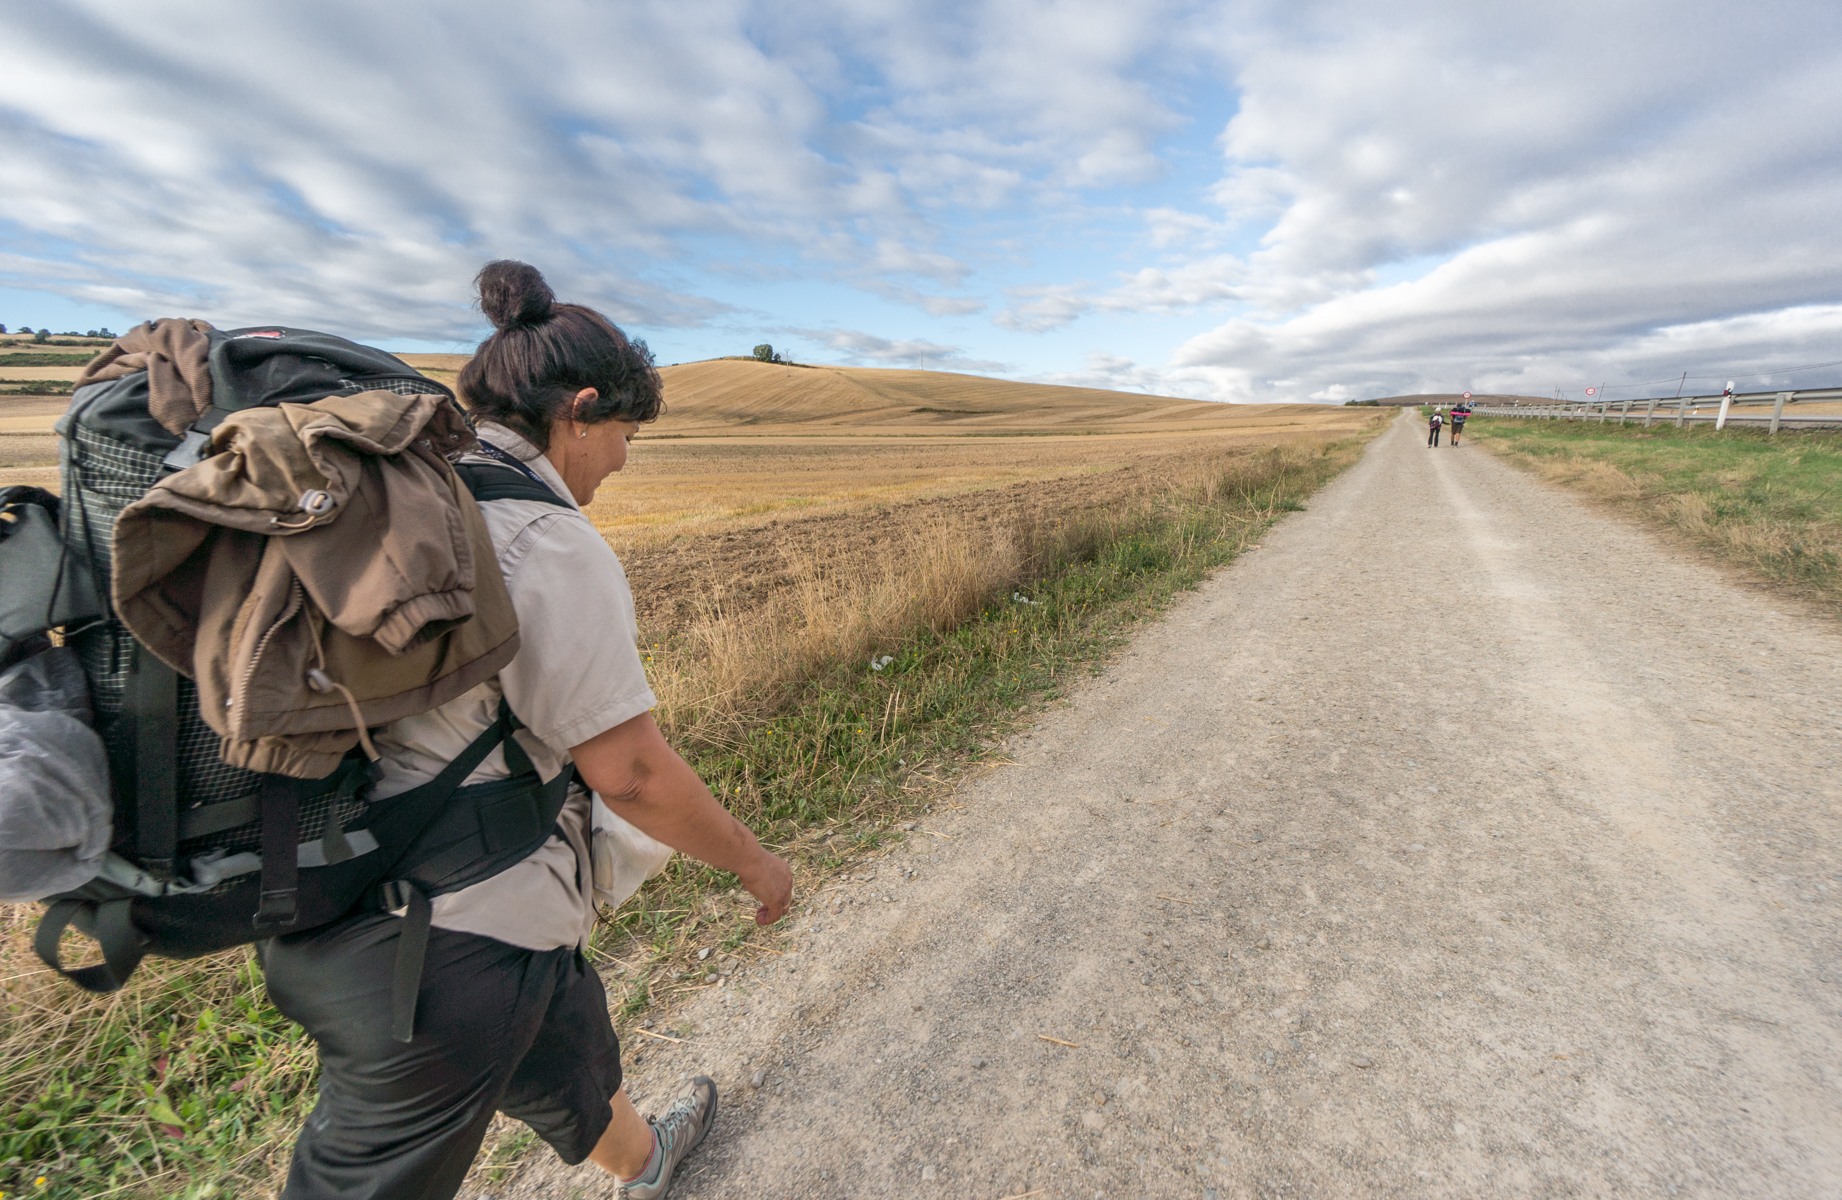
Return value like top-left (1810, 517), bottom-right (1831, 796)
top-left (642, 447), bottom-right (1275, 743)
top-left (638, 356), bottom-right (1357, 437)
top-left (5, 438), bottom-right (1368, 1200)
top-left (0, 382), bottom-right (1380, 1198)
top-left (582, 425), bottom-right (1377, 540)
top-left (0, 908), bottom-right (320, 1200)
top-left (1468, 419), bottom-right (1842, 611)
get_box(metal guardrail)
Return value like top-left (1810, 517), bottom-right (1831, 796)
top-left (1471, 387), bottom-right (1842, 433)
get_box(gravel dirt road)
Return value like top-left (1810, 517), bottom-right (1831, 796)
top-left (496, 410), bottom-right (1841, 1199)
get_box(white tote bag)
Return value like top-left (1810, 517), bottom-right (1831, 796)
top-left (589, 795), bottom-right (674, 909)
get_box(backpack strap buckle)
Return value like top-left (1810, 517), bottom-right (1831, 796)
top-left (252, 888), bottom-right (298, 930)
top-left (377, 879), bottom-right (418, 911)
top-left (250, 774), bottom-right (301, 932)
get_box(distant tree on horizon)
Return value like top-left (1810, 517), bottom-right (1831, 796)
top-left (752, 343), bottom-right (777, 362)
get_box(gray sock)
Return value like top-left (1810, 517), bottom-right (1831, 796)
top-left (622, 1130), bottom-right (663, 1188)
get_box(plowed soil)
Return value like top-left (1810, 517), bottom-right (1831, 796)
top-left (613, 444), bottom-right (1272, 631)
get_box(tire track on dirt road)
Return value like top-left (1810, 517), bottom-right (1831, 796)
top-left (494, 410), bottom-right (1841, 1199)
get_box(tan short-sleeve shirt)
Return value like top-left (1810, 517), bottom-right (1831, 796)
top-left (370, 424), bottom-right (656, 951)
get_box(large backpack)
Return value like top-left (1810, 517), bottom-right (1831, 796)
top-left (21, 326), bottom-right (573, 1041)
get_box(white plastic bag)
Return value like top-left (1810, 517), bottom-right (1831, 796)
top-left (0, 648), bottom-right (112, 902)
top-left (589, 795), bottom-right (673, 909)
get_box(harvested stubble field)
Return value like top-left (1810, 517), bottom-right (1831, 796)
top-left (598, 431), bottom-right (1366, 630)
top-left (0, 351), bottom-right (1385, 1200)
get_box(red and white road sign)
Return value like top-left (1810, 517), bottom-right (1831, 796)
top-left (1584, 387), bottom-right (1597, 396)
top-left (1462, 391), bottom-right (1472, 399)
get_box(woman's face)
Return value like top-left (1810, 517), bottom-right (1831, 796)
top-left (546, 388), bottom-right (641, 505)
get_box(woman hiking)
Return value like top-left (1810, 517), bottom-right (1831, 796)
top-left (1427, 406), bottom-right (1444, 447)
top-left (262, 260), bottom-right (793, 1200)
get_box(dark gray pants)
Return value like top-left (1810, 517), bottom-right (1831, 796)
top-left (263, 912), bottom-right (620, 1200)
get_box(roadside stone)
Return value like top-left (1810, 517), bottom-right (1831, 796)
top-left (1350, 1055), bottom-right (1374, 1068)
top-left (750, 1070), bottom-right (766, 1089)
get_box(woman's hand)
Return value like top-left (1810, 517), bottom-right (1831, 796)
top-left (571, 712), bottom-right (794, 924)
top-left (736, 849), bottom-right (793, 926)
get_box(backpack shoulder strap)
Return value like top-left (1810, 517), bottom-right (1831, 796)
top-left (454, 460), bottom-right (574, 509)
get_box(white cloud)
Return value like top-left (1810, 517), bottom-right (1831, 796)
top-left (2, 0), bottom-right (1839, 398)
top-left (0, 0), bottom-right (1191, 340)
top-left (993, 284), bottom-right (1091, 332)
top-left (1143, 207), bottom-right (1225, 250)
top-left (1129, 0), bottom-right (1842, 399)
top-left (798, 327), bottom-right (1007, 373)
top-left (1030, 350), bottom-right (1185, 396)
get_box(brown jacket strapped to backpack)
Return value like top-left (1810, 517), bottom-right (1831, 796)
top-left (74, 317), bottom-right (216, 436)
top-left (111, 390), bottom-right (520, 779)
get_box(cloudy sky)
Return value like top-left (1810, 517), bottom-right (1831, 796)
top-left (3, 0), bottom-right (1839, 403)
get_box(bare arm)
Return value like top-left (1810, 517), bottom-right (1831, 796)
top-left (570, 711), bottom-right (792, 925)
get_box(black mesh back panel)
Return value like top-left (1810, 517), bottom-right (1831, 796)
top-left (64, 424), bottom-right (264, 815)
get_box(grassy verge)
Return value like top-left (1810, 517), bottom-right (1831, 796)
top-left (2, 435), bottom-right (1374, 1200)
top-left (1465, 416), bottom-right (1842, 610)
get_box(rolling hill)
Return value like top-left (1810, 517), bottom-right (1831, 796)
top-left (394, 355), bottom-right (1334, 437)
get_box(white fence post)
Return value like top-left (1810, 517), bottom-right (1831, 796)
top-left (1770, 391), bottom-right (1790, 435)
top-left (1619, 398), bottom-right (1632, 426)
top-left (1675, 398), bottom-right (1688, 428)
top-left (1643, 396), bottom-right (1657, 428)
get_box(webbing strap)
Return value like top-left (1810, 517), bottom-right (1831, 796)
top-left (385, 883), bottom-right (432, 1043)
top-left (177, 793), bottom-right (260, 840)
top-left (252, 775), bottom-right (301, 931)
top-left (124, 643), bottom-right (179, 876)
top-left (365, 700), bottom-right (521, 1043)
top-left (34, 898), bottom-right (149, 994)
top-left (366, 700), bottom-right (519, 863)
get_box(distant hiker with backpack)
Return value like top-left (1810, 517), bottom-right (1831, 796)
top-left (1427, 407), bottom-right (1443, 447)
top-left (1449, 403), bottom-right (1469, 445)
top-left (0, 261), bottom-right (791, 1200)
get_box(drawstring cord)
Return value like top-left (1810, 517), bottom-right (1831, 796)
top-left (302, 614), bottom-right (380, 761)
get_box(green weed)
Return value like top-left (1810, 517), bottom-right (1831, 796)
top-left (0, 435), bottom-right (1373, 1198)
top-left (1468, 418), bottom-right (1842, 609)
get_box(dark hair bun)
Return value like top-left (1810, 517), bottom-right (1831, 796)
top-left (476, 259), bottom-right (555, 331)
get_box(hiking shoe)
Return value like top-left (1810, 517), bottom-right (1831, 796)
top-left (621, 1076), bottom-right (719, 1199)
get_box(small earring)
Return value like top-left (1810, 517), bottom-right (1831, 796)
top-left (578, 428), bottom-right (587, 439)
